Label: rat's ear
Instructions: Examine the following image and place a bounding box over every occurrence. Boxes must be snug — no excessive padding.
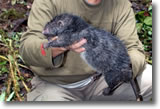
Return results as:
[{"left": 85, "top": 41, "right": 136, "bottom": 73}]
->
[
  {"left": 80, "top": 29, "right": 89, "bottom": 36},
  {"left": 57, "top": 20, "right": 64, "bottom": 27}
]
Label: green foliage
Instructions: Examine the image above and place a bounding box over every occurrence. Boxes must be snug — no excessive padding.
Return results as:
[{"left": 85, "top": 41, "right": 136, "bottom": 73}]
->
[
  {"left": 0, "top": 92, "right": 6, "bottom": 101},
  {"left": 0, "top": 61, "right": 8, "bottom": 76},
  {"left": 11, "top": 0, "right": 17, "bottom": 5},
  {"left": 0, "top": 31, "right": 29, "bottom": 101},
  {"left": 0, "top": 91, "right": 15, "bottom": 101},
  {"left": 0, "top": 8, "right": 25, "bottom": 20},
  {"left": 11, "top": 0, "right": 27, "bottom": 5},
  {"left": 0, "top": 0, "right": 32, "bottom": 101},
  {"left": 6, "top": 92, "right": 15, "bottom": 101},
  {"left": 0, "top": 29, "right": 21, "bottom": 48},
  {"left": 136, "top": 5, "right": 152, "bottom": 64}
]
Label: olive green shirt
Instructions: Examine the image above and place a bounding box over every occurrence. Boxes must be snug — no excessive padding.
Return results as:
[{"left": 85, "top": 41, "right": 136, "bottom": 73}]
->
[{"left": 20, "top": 0, "right": 146, "bottom": 85}]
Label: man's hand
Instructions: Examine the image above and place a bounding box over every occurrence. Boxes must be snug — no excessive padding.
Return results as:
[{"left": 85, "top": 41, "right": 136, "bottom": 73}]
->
[{"left": 51, "top": 37, "right": 87, "bottom": 58}]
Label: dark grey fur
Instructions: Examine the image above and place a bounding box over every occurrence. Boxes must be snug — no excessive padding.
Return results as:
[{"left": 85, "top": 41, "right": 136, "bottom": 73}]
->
[{"left": 43, "top": 13, "right": 141, "bottom": 99}]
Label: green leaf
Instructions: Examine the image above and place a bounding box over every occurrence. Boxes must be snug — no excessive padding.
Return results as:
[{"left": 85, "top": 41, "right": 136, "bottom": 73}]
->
[
  {"left": 144, "top": 17, "right": 152, "bottom": 26},
  {"left": 148, "top": 37, "right": 152, "bottom": 41},
  {"left": 148, "top": 5, "right": 152, "bottom": 11},
  {"left": 0, "top": 61, "right": 7, "bottom": 65},
  {"left": 0, "top": 63, "right": 8, "bottom": 75},
  {"left": 148, "top": 31, "right": 152, "bottom": 36},
  {"left": 136, "top": 11, "right": 145, "bottom": 23},
  {"left": 149, "top": 5, "right": 152, "bottom": 16},
  {"left": 1, "top": 66, "right": 8, "bottom": 73},
  {"left": 0, "top": 34, "right": 2, "bottom": 41},
  {"left": 11, "top": 0, "right": 17, "bottom": 5},
  {"left": 0, "top": 92, "right": 6, "bottom": 101},
  {"left": 149, "top": 11, "right": 152, "bottom": 16},
  {"left": 8, "top": 55, "right": 14, "bottom": 63},
  {"left": 136, "top": 23, "right": 143, "bottom": 33},
  {"left": 6, "top": 92, "right": 15, "bottom": 101}
]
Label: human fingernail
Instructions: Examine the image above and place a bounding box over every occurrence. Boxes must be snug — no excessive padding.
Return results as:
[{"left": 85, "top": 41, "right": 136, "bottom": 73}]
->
[
  {"left": 82, "top": 48, "right": 86, "bottom": 51},
  {"left": 83, "top": 39, "right": 87, "bottom": 43}
]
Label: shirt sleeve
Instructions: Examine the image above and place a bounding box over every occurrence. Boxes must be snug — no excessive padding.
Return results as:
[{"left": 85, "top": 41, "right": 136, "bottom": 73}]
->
[
  {"left": 113, "top": 0, "right": 146, "bottom": 77},
  {"left": 19, "top": 0, "right": 64, "bottom": 68}
]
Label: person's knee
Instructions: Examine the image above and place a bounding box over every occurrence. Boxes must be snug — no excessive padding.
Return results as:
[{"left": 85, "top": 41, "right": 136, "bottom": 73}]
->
[
  {"left": 34, "top": 84, "right": 79, "bottom": 101},
  {"left": 39, "top": 89, "right": 68, "bottom": 101},
  {"left": 140, "top": 64, "right": 152, "bottom": 88},
  {"left": 137, "top": 64, "right": 152, "bottom": 101}
]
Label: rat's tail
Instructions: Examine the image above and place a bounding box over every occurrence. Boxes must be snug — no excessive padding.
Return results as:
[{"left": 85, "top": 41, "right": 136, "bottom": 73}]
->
[{"left": 130, "top": 78, "right": 143, "bottom": 101}]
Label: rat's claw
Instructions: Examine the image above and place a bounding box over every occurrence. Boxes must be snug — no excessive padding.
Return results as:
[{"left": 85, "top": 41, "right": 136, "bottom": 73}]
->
[{"left": 43, "top": 43, "right": 49, "bottom": 49}]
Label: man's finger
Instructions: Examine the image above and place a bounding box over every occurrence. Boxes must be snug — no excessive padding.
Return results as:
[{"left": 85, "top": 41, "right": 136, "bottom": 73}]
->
[
  {"left": 59, "top": 47, "right": 68, "bottom": 51},
  {"left": 51, "top": 36, "right": 58, "bottom": 41},
  {"left": 71, "top": 39, "right": 87, "bottom": 49},
  {"left": 74, "top": 48, "right": 86, "bottom": 53}
]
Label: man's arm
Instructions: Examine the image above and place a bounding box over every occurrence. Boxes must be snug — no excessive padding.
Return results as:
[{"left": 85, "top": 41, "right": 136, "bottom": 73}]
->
[
  {"left": 20, "top": 0, "right": 63, "bottom": 68},
  {"left": 113, "top": 0, "right": 146, "bottom": 77},
  {"left": 20, "top": 0, "right": 86, "bottom": 68}
]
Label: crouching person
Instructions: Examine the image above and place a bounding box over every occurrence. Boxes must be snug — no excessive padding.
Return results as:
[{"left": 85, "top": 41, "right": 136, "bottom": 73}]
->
[{"left": 20, "top": 0, "right": 152, "bottom": 101}]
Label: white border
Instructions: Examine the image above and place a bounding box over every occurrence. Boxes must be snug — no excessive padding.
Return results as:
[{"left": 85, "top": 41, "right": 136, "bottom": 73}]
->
[{"left": 0, "top": 0, "right": 158, "bottom": 109}]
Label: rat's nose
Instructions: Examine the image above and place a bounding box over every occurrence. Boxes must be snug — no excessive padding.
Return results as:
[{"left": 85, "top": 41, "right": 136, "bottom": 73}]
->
[{"left": 42, "top": 28, "right": 49, "bottom": 34}]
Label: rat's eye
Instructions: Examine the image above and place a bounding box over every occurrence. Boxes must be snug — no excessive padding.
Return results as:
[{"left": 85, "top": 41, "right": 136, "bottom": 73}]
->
[{"left": 57, "top": 20, "right": 64, "bottom": 27}]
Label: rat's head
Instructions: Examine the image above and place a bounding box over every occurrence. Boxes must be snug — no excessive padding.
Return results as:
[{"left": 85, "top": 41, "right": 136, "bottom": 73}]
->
[{"left": 42, "top": 13, "right": 89, "bottom": 39}]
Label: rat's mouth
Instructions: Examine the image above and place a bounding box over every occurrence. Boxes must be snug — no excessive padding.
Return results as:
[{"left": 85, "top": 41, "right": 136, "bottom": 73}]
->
[
  {"left": 42, "top": 28, "right": 49, "bottom": 34},
  {"left": 42, "top": 32, "right": 57, "bottom": 40}
]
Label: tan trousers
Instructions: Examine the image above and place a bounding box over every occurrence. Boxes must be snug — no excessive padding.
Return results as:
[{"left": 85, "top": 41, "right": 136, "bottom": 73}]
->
[{"left": 27, "top": 64, "right": 152, "bottom": 101}]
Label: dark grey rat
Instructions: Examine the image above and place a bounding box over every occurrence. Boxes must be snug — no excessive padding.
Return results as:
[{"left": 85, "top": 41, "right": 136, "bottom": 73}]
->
[{"left": 42, "top": 13, "right": 142, "bottom": 101}]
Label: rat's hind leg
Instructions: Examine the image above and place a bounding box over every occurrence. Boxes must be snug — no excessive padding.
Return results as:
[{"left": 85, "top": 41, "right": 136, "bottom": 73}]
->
[
  {"left": 103, "top": 81, "right": 123, "bottom": 96},
  {"left": 102, "top": 75, "right": 116, "bottom": 95},
  {"left": 103, "top": 87, "right": 112, "bottom": 95},
  {"left": 102, "top": 72, "right": 124, "bottom": 96}
]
